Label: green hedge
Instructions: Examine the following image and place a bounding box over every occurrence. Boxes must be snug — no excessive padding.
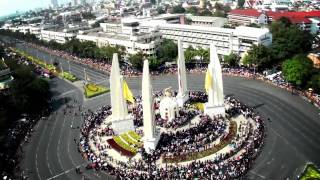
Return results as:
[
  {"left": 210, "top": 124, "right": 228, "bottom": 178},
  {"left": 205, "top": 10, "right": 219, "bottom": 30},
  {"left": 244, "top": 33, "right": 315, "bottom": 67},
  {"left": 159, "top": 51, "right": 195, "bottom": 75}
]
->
[
  {"left": 128, "top": 131, "right": 142, "bottom": 141},
  {"left": 60, "top": 72, "right": 77, "bottom": 82},
  {"left": 300, "top": 164, "right": 320, "bottom": 180},
  {"left": 121, "top": 133, "right": 142, "bottom": 147},
  {"left": 83, "top": 83, "right": 109, "bottom": 98},
  {"left": 113, "top": 136, "right": 137, "bottom": 154},
  {"left": 11, "top": 48, "right": 57, "bottom": 73}
]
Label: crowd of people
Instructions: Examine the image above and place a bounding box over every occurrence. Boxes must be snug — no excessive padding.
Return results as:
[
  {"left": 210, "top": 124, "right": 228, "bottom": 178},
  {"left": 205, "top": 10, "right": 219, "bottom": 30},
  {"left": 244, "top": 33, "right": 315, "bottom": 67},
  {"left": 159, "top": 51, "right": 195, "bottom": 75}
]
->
[
  {"left": 223, "top": 67, "right": 320, "bottom": 108},
  {"left": 78, "top": 91, "right": 265, "bottom": 179}
]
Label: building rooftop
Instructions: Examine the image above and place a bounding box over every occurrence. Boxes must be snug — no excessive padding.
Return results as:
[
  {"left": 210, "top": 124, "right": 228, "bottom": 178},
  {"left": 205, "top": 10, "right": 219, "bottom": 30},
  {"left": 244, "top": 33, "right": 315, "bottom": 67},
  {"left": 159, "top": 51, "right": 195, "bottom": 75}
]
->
[
  {"left": 159, "top": 23, "right": 235, "bottom": 34},
  {"left": 229, "top": 9, "right": 320, "bottom": 24},
  {"left": 234, "top": 26, "right": 270, "bottom": 38}
]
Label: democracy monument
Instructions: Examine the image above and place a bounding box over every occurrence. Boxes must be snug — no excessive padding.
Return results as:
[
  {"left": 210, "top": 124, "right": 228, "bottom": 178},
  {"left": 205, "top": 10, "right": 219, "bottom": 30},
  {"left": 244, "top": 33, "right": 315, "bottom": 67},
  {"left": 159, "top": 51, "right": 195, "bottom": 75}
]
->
[{"left": 79, "top": 39, "right": 265, "bottom": 179}]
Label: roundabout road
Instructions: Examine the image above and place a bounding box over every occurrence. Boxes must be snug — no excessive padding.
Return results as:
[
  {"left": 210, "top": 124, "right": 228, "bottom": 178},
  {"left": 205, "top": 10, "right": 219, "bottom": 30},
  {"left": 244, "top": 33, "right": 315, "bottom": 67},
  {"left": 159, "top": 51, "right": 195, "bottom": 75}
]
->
[{"left": 10, "top": 41, "right": 319, "bottom": 180}]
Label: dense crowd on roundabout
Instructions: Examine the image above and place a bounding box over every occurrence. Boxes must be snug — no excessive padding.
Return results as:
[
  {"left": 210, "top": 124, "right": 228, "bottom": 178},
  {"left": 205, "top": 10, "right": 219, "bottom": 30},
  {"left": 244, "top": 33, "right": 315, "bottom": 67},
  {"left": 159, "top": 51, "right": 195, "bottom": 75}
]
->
[{"left": 79, "top": 91, "right": 265, "bottom": 179}]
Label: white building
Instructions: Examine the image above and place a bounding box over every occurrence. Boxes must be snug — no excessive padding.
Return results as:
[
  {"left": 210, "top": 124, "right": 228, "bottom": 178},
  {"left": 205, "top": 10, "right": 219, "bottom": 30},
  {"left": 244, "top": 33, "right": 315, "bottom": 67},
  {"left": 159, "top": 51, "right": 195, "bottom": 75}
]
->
[
  {"left": 40, "top": 30, "right": 76, "bottom": 43},
  {"left": 77, "top": 21, "right": 163, "bottom": 56},
  {"left": 51, "top": 0, "right": 59, "bottom": 8},
  {"left": 141, "top": 22, "right": 272, "bottom": 55},
  {"left": 186, "top": 15, "right": 228, "bottom": 27}
]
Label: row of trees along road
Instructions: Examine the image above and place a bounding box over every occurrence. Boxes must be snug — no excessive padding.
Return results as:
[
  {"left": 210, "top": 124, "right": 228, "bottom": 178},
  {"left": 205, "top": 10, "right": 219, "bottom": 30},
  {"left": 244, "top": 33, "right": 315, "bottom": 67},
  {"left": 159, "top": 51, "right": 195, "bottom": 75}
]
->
[
  {"left": 238, "top": 17, "right": 319, "bottom": 93},
  {"left": 0, "top": 46, "right": 52, "bottom": 129},
  {"left": 0, "top": 30, "right": 125, "bottom": 63}
]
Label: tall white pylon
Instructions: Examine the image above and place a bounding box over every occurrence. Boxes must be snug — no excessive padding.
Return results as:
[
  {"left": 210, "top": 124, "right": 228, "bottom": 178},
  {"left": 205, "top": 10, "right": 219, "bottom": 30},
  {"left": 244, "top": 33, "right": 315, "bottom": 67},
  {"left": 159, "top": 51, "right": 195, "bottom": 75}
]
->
[
  {"left": 142, "top": 59, "right": 159, "bottom": 153},
  {"left": 109, "top": 53, "right": 134, "bottom": 134},
  {"left": 176, "top": 39, "right": 189, "bottom": 107},
  {"left": 204, "top": 44, "right": 225, "bottom": 117}
]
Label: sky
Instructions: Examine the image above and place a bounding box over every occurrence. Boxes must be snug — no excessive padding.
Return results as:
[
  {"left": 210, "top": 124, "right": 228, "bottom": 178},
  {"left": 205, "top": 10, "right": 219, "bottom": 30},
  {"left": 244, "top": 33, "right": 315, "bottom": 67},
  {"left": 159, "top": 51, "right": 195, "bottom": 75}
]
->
[{"left": 0, "top": 0, "right": 71, "bottom": 17}]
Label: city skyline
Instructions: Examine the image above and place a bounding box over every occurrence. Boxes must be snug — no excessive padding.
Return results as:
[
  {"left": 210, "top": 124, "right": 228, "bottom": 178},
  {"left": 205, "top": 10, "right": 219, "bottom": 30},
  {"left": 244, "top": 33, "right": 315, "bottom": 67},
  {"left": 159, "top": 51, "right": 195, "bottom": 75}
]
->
[{"left": 0, "top": 0, "right": 71, "bottom": 17}]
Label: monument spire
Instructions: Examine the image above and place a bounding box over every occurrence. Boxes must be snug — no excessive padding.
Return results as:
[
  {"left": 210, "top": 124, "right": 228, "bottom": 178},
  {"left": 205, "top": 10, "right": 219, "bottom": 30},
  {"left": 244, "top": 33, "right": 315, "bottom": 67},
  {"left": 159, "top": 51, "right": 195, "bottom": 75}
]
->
[
  {"left": 204, "top": 44, "right": 225, "bottom": 117},
  {"left": 176, "top": 39, "right": 189, "bottom": 107},
  {"left": 142, "top": 59, "right": 159, "bottom": 153},
  {"left": 109, "top": 53, "right": 134, "bottom": 134},
  {"left": 110, "top": 53, "right": 128, "bottom": 120}
]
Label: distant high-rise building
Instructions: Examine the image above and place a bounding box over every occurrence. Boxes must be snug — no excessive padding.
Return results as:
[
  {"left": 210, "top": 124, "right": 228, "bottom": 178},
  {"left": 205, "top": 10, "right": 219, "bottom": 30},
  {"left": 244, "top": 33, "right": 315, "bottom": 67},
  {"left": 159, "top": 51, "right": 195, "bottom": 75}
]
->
[
  {"left": 81, "top": 0, "right": 86, "bottom": 5},
  {"left": 73, "top": 0, "right": 79, "bottom": 6},
  {"left": 51, "top": 0, "right": 59, "bottom": 8},
  {"left": 141, "top": 0, "right": 150, "bottom": 4},
  {"left": 199, "top": 0, "right": 206, "bottom": 9}
]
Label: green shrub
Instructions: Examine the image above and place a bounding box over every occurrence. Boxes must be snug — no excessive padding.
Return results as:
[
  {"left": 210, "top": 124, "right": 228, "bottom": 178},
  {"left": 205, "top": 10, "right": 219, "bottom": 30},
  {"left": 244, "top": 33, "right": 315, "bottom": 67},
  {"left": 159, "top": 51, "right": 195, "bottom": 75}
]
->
[{"left": 83, "top": 83, "right": 109, "bottom": 98}]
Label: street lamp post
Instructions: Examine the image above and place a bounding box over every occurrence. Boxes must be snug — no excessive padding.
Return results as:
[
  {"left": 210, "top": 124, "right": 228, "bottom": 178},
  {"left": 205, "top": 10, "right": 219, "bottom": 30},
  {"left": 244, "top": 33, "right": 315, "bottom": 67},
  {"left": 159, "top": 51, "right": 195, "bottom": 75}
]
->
[{"left": 68, "top": 60, "right": 71, "bottom": 73}]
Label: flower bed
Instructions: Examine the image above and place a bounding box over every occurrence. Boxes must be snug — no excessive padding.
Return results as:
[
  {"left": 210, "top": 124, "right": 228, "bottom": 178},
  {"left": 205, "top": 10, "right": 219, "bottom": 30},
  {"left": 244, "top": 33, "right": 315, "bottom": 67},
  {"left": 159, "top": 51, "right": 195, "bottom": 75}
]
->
[
  {"left": 113, "top": 136, "right": 137, "bottom": 154},
  {"left": 163, "top": 121, "right": 237, "bottom": 163},
  {"left": 299, "top": 164, "right": 320, "bottom": 180},
  {"left": 120, "top": 133, "right": 142, "bottom": 147},
  {"left": 106, "top": 138, "right": 135, "bottom": 157},
  {"left": 128, "top": 131, "right": 142, "bottom": 141},
  {"left": 60, "top": 72, "right": 77, "bottom": 82},
  {"left": 83, "top": 83, "right": 109, "bottom": 98}
]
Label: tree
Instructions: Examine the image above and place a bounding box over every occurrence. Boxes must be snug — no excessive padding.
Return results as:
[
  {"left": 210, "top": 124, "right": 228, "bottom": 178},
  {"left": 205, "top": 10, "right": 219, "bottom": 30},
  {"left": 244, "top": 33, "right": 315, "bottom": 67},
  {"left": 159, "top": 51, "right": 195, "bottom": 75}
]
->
[
  {"left": 269, "top": 17, "right": 313, "bottom": 62},
  {"left": 237, "top": 0, "right": 245, "bottom": 8},
  {"left": 157, "top": 39, "right": 178, "bottom": 62},
  {"left": 199, "top": 9, "right": 212, "bottom": 16},
  {"left": 224, "top": 52, "right": 239, "bottom": 67},
  {"left": 308, "top": 73, "right": 320, "bottom": 93},
  {"left": 157, "top": 7, "right": 165, "bottom": 14},
  {"left": 243, "top": 44, "right": 272, "bottom": 69},
  {"left": 129, "top": 52, "right": 144, "bottom": 71},
  {"left": 197, "top": 47, "right": 209, "bottom": 63},
  {"left": 184, "top": 46, "right": 196, "bottom": 63},
  {"left": 148, "top": 56, "right": 163, "bottom": 71},
  {"left": 172, "top": 5, "right": 185, "bottom": 13},
  {"left": 282, "top": 55, "right": 313, "bottom": 86},
  {"left": 186, "top": 6, "right": 198, "bottom": 15}
]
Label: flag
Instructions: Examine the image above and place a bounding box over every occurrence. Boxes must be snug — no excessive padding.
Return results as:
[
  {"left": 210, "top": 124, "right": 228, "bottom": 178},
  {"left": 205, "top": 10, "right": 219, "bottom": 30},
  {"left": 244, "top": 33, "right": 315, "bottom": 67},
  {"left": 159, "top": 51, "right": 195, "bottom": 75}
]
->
[
  {"left": 205, "top": 69, "right": 212, "bottom": 93},
  {"left": 123, "top": 80, "right": 135, "bottom": 103}
]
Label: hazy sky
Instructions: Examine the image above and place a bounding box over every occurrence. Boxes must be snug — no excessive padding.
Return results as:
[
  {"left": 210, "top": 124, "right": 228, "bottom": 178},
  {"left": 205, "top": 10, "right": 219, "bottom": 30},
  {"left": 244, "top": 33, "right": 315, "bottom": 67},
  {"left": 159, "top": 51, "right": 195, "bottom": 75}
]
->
[{"left": 0, "top": 0, "right": 71, "bottom": 17}]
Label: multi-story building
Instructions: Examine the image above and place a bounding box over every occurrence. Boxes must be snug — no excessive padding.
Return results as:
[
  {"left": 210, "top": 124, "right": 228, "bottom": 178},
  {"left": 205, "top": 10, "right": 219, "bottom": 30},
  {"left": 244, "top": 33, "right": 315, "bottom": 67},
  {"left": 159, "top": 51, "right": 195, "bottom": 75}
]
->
[
  {"left": 228, "top": 9, "right": 320, "bottom": 33},
  {"left": 40, "top": 30, "right": 76, "bottom": 43},
  {"left": 77, "top": 20, "right": 163, "bottom": 56},
  {"left": 141, "top": 21, "right": 272, "bottom": 55},
  {"left": 51, "top": 0, "right": 59, "bottom": 9},
  {"left": 186, "top": 15, "right": 228, "bottom": 27},
  {"left": 228, "top": 9, "right": 269, "bottom": 25}
]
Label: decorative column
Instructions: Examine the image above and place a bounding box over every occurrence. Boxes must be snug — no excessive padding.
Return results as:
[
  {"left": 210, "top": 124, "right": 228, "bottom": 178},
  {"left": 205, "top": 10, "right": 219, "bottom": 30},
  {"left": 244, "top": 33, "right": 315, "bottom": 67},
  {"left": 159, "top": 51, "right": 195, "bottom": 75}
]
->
[
  {"left": 109, "top": 53, "right": 134, "bottom": 134},
  {"left": 142, "top": 59, "right": 159, "bottom": 153},
  {"left": 176, "top": 39, "right": 189, "bottom": 107},
  {"left": 204, "top": 44, "right": 225, "bottom": 117}
]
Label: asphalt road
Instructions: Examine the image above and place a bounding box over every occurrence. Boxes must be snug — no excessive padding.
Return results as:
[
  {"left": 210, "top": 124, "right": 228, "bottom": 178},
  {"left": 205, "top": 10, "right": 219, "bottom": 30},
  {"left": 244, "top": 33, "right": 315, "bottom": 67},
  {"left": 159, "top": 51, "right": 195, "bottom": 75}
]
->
[{"left": 8, "top": 40, "right": 320, "bottom": 180}]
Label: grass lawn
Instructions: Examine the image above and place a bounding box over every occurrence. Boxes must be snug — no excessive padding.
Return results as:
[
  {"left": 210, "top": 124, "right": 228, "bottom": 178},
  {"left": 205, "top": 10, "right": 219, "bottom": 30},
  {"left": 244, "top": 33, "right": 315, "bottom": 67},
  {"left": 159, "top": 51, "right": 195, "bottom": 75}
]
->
[
  {"left": 300, "top": 164, "right": 320, "bottom": 180},
  {"left": 60, "top": 72, "right": 77, "bottom": 82},
  {"left": 84, "top": 83, "right": 109, "bottom": 98}
]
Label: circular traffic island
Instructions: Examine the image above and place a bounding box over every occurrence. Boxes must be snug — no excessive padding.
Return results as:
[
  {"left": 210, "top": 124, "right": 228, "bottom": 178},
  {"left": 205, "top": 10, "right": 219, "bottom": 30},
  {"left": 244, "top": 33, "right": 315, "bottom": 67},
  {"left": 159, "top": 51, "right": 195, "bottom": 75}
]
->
[{"left": 79, "top": 91, "right": 265, "bottom": 179}]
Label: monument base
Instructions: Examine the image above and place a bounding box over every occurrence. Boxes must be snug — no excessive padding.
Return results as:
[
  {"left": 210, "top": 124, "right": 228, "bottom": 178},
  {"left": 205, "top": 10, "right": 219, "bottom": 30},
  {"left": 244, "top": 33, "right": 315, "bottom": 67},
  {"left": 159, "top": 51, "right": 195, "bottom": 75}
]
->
[
  {"left": 204, "top": 103, "right": 225, "bottom": 118},
  {"left": 111, "top": 115, "right": 134, "bottom": 135},
  {"left": 143, "top": 129, "right": 160, "bottom": 154},
  {"left": 176, "top": 93, "right": 189, "bottom": 107}
]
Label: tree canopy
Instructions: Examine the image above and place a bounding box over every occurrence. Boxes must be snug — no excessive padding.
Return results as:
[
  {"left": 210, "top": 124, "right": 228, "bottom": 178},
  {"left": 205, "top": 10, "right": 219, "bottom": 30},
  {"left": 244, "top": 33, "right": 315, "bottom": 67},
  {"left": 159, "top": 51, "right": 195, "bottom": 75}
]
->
[
  {"left": 128, "top": 52, "right": 144, "bottom": 71},
  {"left": 156, "top": 39, "right": 178, "bottom": 62},
  {"left": 269, "top": 17, "right": 313, "bottom": 61},
  {"left": 172, "top": 5, "right": 185, "bottom": 13},
  {"left": 282, "top": 54, "right": 313, "bottom": 86},
  {"left": 242, "top": 44, "right": 272, "bottom": 69},
  {"left": 223, "top": 52, "right": 239, "bottom": 67}
]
